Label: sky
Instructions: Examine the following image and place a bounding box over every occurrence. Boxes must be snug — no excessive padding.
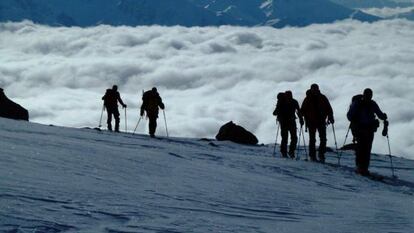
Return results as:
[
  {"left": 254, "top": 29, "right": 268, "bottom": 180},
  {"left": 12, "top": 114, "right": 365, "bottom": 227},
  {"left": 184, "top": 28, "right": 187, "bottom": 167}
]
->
[{"left": 1, "top": 19, "right": 414, "bottom": 159}]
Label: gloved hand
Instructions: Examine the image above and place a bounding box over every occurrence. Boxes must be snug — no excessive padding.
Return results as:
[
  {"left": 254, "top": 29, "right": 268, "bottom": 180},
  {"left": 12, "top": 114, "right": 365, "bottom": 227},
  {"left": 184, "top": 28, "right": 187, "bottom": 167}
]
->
[
  {"left": 382, "top": 120, "right": 389, "bottom": 137},
  {"left": 123, "top": 104, "right": 127, "bottom": 108},
  {"left": 383, "top": 113, "right": 388, "bottom": 120},
  {"left": 299, "top": 117, "right": 304, "bottom": 126},
  {"left": 140, "top": 109, "right": 144, "bottom": 117},
  {"left": 327, "top": 116, "right": 335, "bottom": 125}
]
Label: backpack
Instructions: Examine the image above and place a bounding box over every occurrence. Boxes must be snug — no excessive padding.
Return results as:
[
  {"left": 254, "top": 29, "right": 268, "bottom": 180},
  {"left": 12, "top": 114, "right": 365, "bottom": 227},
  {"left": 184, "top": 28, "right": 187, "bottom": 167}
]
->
[{"left": 347, "top": 95, "right": 379, "bottom": 132}]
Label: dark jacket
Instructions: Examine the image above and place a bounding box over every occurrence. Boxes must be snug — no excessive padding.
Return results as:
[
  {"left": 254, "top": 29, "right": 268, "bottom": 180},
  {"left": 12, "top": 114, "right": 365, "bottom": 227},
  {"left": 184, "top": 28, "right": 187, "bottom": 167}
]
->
[
  {"left": 141, "top": 90, "right": 164, "bottom": 117},
  {"left": 102, "top": 89, "right": 125, "bottom": 109},
  {"left": 301, "top": 91, "right": 333, "bottom": 127},
  {"left": 347, "top": 99, "right": 386, "bottom": 131},
  {"left": 273, "top": 98, "right": 302, "bottom": 124}
]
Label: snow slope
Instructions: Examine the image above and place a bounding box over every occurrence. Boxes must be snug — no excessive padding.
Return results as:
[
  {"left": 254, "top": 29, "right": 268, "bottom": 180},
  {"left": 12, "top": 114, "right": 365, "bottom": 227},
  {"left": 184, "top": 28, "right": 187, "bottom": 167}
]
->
[
  {"left": 0, "top": 117, "right": 413, "bottom": 232},
  {"left": 0, "top": 0, "right": 379, "bottom": 27}
]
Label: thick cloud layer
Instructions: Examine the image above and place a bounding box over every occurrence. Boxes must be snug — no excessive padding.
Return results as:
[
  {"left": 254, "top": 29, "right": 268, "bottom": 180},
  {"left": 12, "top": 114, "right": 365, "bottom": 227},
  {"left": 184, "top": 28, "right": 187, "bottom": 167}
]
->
[
  {"left": 1, "top": 20, "right": 414, "bottom": 159},
  {"left": 361, "top": 6, "right": 414, "bottom": 18}
]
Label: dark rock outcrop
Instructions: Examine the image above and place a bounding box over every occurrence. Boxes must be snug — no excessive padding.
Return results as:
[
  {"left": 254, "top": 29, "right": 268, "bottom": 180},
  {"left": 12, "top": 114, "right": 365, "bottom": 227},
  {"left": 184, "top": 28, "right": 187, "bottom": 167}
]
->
[
  {"left": 216, "top": 121, "right": 258, "bottom": 145},
  {"left": 0, "top": 88, "right": 29, "bottom": 121}
]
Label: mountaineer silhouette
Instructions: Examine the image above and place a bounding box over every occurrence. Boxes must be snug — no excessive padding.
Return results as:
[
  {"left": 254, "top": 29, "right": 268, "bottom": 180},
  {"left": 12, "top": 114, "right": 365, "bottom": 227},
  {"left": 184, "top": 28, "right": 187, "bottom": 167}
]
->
[
  {"left": 273, "top": 91, "right": 303, "bottom": 158},
  {"left": 140, "top": 87, "right": 165, "bottom": 138},
  {"left": 347, "top": 88, "right": 387, "bottom": 176},
  {"left": 301, "top": 84, "right": 334, "bottom": 163},
  {"left": 102, "top": 85, "right": 127, "bottom": 132}
]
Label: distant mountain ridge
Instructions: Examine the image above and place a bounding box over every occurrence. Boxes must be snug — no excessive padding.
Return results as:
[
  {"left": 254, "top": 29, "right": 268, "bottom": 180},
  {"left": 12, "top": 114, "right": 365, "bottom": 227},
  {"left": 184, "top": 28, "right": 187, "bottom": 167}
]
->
[{"left": 0, "top": 0, "right": 380, "bottom": 27}]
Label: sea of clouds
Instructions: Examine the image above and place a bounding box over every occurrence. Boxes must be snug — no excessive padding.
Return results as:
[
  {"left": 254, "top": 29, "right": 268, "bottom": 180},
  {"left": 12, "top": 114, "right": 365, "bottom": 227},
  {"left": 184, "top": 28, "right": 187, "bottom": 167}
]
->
[
  {"left": 1, "top": 20, "right": 414, "bottom": 159},
  {"left": 361, "top": 6, "right": 414, "bottom": 18}
]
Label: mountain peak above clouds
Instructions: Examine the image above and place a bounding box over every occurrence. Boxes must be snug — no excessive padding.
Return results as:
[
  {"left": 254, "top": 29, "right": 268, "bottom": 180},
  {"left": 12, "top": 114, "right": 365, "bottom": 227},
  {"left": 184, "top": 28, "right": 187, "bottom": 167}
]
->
[
  {"left": 0, "top": 0, "right": 380, "bottom": 27},
  {"left": 189, "top": 0, "right": 380, "bottom": 27}
]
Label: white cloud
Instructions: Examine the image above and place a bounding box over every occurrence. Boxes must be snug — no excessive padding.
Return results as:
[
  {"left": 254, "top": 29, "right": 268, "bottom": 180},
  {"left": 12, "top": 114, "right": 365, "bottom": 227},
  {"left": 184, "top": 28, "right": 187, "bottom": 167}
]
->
[
  {"left": 1, "top": 20, "right": 414, "bottom": 159},
  {"left": 360, "top": 6, "right": 414, "bottom": 18}
]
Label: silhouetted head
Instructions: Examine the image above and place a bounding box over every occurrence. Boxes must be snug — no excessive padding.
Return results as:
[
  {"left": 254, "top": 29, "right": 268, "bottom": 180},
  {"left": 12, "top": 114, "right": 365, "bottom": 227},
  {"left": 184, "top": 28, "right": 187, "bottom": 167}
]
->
[
  {"left": 285, "top": 90, "right": 293, "bottom": 100},
  {"left": 310, "top": 83, "right": 319, "bottom": 91},
  {"left": 112, "top": 85, "right": 118, "bottom": 91},
  {"left": 363, "top": 88, "right": 373, "bottom": 101},
  {"left": 152, "top": 87, "right": 158, "bottom": 93},
  {"left": 310, "top": 83, "right": 320, "bottom": 95},
  {"left": 277, "top": 92, "right": 285, "bottom": 101}
]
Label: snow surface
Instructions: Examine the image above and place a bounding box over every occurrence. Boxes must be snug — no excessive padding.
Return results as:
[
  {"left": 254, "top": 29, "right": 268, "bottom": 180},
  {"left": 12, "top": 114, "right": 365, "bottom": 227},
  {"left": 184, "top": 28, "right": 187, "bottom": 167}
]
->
[
  {"left": 1, "top": 20, "right": 414, "bottom": 159},
  {"left": 0, "top": 118, "right": 413, "bottom": 232}
]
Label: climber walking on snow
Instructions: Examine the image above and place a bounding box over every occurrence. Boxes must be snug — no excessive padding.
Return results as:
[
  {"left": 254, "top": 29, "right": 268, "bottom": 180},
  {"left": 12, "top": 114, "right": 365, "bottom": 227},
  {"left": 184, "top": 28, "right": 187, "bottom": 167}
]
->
[
  {"left": 102, "top": 85, "right": 127, "bottom": 132},
  {"left": 301, "top": 84, "right": 334, "bottom": 163},
  {"left": 273, "top": 91, "right": 304, "bottom": 158},
  {"left": 347, "top": 88, "right": 387, "bottom": 176},
  {"left": 141, "top": 87, "right": 165, "bottom": 138}
]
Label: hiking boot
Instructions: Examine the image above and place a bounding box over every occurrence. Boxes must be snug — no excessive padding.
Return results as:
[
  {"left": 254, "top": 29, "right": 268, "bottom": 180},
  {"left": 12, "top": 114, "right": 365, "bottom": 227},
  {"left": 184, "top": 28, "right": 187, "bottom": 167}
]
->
[
  {"left": 355, "top": 167, "right": 370, "bottom": 176},
  {"left": 288, "top": 152, "right": 295, "bottom": 159},
  {"left": 318, "top": 157, "right": 325, "bottom": 164},
  {"left": 309, "top": 156, "right": 317, "bottom": 162},
  {"left": 150, "top": 134, "right": 155, "bottom": 138}
]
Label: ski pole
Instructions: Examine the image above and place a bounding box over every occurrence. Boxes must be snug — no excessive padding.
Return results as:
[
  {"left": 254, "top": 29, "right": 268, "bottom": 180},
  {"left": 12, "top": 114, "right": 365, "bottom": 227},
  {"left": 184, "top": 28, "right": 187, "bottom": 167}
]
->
[
  {"left": 338, "top": 125, "right": 351, "bottom": 165},
  {"left": 163, "top": 110, "right": 169, "bottom": 138},
  {"left": 272, "top": 119, "right": 280, "bottom": 157},
  {"left": 98, "top": 104, "right": 105, "bottom": 128},
  {"left": 382, "top": 119, "right": 395, "bottom": 177},
  {"left": 296, "top": 126, "right": 302, "bottom": 160},
  {"left": 302, "top": 127, "right": 308, "bottom": 161},
  {"left": 124, "top": 107, "right": 128, "bottom": 132},
  {"left": 133, "top": 116, "right": 143, "bottom": 135},
  {"left": 332, "top": 124, "right": 340, "bottom": 162},
  {"left": 386, "top": 133, "right": 395, "bottom": 178}
]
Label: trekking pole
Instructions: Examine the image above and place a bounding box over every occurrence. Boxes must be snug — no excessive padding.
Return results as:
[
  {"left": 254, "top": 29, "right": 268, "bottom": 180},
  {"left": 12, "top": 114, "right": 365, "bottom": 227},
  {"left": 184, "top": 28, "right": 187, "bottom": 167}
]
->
[
  {"left": 272, "top": 119, "right": 280, "bottom": 157},
  {"left": 98, "top": 104, "right": 105, "bottom": 128},
  {"left": 301, "top": 127, "right": 308, "bottom": 161},
  {"left": 124, "top": 107, "right": 128, "bottom": 132},
  {"left": 383, "top": 120, "right": 395, "bottom": 177},
  {"left": 133, "top": 116, "right": 143, "bottom": 135},
  {"left": 338, "top": 125, "right": 351, "bottom": 165},
  {"left": 386, "top": 135, "right": 395, "bottom": 178},
  {"left": 331, "top": 124, "right": 340, "bottom": 162},
  {"left": 163, "top": 110, "right": 169, "bottom": 138},
  {"left": 296, "top": 126, "right": 302, "bottom": 160}
]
